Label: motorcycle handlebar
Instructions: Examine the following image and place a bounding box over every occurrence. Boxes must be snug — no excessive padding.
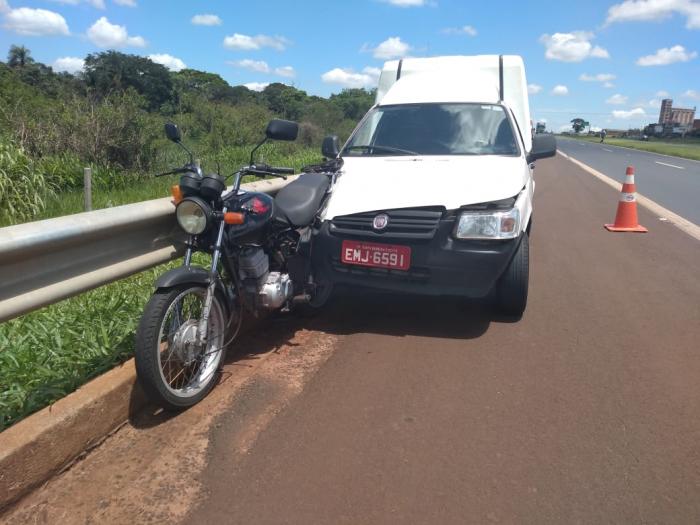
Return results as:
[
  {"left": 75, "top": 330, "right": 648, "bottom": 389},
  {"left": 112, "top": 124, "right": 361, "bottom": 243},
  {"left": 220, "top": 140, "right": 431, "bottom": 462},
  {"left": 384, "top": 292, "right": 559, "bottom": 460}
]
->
[{"left": 253, "top": 164, "right": 294, "bottom": 175}]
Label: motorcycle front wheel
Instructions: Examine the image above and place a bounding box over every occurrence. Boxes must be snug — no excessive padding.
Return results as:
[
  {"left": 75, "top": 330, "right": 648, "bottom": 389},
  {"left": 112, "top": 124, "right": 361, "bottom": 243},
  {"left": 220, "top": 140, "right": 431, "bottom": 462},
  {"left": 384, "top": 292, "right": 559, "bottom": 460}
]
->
[{"left": 135, "top": 284, "right": 229, "bottom": 410}]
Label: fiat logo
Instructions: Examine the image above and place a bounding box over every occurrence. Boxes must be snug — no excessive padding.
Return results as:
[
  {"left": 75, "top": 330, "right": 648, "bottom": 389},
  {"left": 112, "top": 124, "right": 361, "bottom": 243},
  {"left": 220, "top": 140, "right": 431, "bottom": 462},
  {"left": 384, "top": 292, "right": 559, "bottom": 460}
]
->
[{"left": 373, "top": 213, "right": 389, "bottom": 230}]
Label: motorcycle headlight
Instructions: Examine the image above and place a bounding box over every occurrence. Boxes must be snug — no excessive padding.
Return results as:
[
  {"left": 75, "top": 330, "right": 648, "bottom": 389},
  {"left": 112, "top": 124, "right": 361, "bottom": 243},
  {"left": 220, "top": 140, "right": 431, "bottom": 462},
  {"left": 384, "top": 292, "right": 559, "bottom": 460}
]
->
[
  {"left": 176, "top": 197, "right": 211, "bottom": 235},
  {"left": 454, "top": 207, "right": 520, "bottom": 240}
]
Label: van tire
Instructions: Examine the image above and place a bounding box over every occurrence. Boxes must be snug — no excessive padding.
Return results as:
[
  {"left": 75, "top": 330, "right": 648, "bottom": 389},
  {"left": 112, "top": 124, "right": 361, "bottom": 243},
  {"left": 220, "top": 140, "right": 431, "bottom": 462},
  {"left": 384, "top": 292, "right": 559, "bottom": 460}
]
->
[{"left": 496, "top": 233, "right": 529, "bottom": 318}]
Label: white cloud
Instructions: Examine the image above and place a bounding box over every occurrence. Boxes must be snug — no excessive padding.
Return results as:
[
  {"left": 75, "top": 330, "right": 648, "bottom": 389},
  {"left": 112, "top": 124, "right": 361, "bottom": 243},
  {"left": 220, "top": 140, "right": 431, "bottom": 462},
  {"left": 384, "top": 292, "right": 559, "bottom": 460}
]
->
[
  {"left": 148, "top": 53, "right": 186, "bottom": 71},
  {"left": 114, "top": 0, "right": 136, "bottom": 6},
  {"left": 321, "top": 66, "right": 381, "bottom": 89},
  {"left": 540, "top": 31, "right": 609, "bottom": 62},
  {"left": 603, "top": 81, "right": 615, "bottom": 88},
  {"left": 87, "top": 16, "right": 146, "bottom": 48},
  {"left": 612, "top": 107, "right": 646, "bottom": 119},
  {"left": 3, "top": 5, "right": 69, "bottom": 36},
  {"left": 648, "top": 98, "right": 661, "bottom": 107},
  {"left": 527, "top": 83, "right": 542, "bottom": 94},
  {"left": 443, "top": 25, "right": 477, "bottom": 36},
  {"left": 53, "top": 56, "right": 84, "bottom": 73},
  {"left": 683, "top": 89, "right": 700, "bottom": 99},
  {"left": 191, "top": 14, "right": 221, "bottom": 26},
  {"left": 579, "top": 72, "right": 616, "bottom": 82},
  {"left": 606, "top": 0, "right": 700, "bottom": 30},
  {"left": 244, "top": 82, "right": 269, "bottom": 92},
  {"left": 606, "top": 93, "right": 628, "bottom": 104},
  {"left": 551, "top": 84, "right": 569, "bottom": 96},
  {"left": 231, "top": 59, "right": 271, "bottom": 73},
  {"left": 656, "top": 90, "right": 670, "bottom": 97},
  {"left": 636, "top": 45, "right": 697, "bottom": 65},
  {"left": 223, "top": 33, "right": 289, "bottom": 51},
  {"left": 381, "top": 0, "right": 429, "bottom": 6},
  {"left": 229, "top": 60, "right": 296, "bottom": 78},
  {"left": 371, "top": 36, "right": 411, "bottom": 59},
  {"left": 274, "top": 65, "right": 295, "bottom": 78}
]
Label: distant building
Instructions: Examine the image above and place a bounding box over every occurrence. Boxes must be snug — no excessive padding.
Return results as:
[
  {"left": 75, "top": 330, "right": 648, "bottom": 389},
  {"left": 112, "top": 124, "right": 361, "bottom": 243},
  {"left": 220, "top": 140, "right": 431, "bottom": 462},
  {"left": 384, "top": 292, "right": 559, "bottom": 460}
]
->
[
  {"left": 693, "top": 119, "right": 700, "bottom": 130},
  {"left": 659, "top": 99, "right": 673, "bottom": 124},
  {"left": 658, "top": 98, "right": 696, "bottom": 127}
]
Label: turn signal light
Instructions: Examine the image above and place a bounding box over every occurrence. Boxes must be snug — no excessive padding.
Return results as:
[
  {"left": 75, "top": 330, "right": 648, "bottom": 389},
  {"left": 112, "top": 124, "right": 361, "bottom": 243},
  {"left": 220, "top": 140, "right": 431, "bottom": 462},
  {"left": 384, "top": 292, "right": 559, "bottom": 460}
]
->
[
  {"left": 170, "top": 185, "right": 184, "bottom": 204},
  {"left": 224, "top": 212, "right": 245, "bottom": 225}
]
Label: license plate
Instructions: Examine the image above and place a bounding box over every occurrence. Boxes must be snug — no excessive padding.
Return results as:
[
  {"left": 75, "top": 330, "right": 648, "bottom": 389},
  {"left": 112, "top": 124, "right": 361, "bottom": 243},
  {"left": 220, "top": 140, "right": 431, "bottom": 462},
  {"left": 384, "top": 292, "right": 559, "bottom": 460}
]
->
[{"left": 341, "top": 240, "right": 411, "bottom": 271}]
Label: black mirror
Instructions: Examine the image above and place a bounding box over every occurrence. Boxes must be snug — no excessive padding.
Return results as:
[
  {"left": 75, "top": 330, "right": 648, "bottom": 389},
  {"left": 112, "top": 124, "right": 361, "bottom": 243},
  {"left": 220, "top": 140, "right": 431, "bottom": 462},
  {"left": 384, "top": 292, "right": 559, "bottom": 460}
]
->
[
  {"left": 321, "top": 135, "right": 340, "bottom": 158},
  {"left": 265, "top": 119, "right": 299, "bottom": 141},
  {"left": 165, "top": 123, "right": 181, "bottom": 143},
  {"left": 528, "top": 134, "right": 557, "bottom": 162}
]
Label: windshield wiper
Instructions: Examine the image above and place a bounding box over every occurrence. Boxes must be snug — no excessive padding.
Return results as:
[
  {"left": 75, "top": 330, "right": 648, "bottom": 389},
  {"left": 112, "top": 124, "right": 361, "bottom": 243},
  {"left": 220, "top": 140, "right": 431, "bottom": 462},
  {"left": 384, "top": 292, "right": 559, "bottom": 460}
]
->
[{"left": 345, "top": 144, "right": 419, "bottom": 156}]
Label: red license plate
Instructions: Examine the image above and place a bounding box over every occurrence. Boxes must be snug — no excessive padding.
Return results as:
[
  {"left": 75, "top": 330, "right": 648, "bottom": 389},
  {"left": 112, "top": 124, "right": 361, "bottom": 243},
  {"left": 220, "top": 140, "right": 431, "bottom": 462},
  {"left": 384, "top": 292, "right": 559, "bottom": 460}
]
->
[{"left": 341, "top": 240, "right": 411, "bottom": 271}]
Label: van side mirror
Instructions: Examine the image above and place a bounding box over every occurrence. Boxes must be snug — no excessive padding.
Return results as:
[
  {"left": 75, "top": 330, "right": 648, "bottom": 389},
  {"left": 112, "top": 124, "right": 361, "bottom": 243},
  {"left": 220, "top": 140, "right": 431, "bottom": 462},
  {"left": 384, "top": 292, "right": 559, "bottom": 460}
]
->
[
  {"left": 527, "top": 134, "right": 557, "bottom": 162},
  {"left": 322, "top": 135, "right": 340, "bottom": 158},
  {"left": 164, "top": 123, "right": 181, "bottom": 143},
  {"left": 265, "top": 119, "right": 299, "bottom": 141}
]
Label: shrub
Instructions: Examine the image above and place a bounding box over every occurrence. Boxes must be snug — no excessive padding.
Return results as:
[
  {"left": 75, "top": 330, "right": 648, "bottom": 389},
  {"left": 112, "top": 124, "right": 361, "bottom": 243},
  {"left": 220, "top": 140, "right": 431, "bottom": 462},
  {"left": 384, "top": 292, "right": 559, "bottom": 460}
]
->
[{"left": 0, "top": 140, "right": 52, "bottom": 224}]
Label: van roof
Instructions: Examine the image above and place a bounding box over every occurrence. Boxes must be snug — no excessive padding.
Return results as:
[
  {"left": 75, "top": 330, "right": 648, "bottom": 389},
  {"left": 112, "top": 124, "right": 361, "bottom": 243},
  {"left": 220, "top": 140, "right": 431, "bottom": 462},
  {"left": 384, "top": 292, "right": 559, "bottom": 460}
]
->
[{"left": 378, "top": 72, "right": 500, "bottom": 106}]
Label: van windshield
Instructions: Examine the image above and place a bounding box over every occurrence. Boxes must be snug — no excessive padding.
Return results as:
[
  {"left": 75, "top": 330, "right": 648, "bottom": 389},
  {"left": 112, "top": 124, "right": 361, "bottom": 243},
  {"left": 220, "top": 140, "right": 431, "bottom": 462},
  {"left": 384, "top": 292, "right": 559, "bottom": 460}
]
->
[{"left": 343, "top": 103, "right": 520, "bottom": 157}]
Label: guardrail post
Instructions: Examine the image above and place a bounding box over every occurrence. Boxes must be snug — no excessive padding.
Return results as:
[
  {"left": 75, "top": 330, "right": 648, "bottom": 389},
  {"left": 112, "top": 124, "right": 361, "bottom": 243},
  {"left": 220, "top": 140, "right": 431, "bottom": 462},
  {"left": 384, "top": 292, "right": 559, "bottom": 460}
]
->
[{"left": 84, "top": 167, "right": 92, "bottom": 212}]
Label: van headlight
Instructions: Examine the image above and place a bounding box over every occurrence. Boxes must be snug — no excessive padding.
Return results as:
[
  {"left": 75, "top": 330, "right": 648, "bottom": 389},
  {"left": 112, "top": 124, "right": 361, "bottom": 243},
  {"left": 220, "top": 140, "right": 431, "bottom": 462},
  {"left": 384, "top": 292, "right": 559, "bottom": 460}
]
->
[
  {"left": 176, "top": 197, "right": 211, "bottom": 235},
  {"left": 454, "top": 208, "right": 520, "bottom": 240}
]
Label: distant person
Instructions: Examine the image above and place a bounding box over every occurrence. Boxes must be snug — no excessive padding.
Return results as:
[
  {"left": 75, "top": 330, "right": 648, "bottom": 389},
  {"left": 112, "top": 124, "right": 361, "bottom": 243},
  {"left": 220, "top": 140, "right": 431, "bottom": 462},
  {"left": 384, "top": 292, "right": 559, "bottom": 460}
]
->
[{"left": 600, "top": 129, "right": 607, "bottom": 143}]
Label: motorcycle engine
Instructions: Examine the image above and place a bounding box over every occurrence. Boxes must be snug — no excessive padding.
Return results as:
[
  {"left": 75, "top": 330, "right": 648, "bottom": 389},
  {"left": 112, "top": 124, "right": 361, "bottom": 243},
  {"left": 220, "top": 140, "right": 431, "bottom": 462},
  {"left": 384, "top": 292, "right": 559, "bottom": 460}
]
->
[{"left": 238, "top": 247, "right": 293, "bottom": 310}]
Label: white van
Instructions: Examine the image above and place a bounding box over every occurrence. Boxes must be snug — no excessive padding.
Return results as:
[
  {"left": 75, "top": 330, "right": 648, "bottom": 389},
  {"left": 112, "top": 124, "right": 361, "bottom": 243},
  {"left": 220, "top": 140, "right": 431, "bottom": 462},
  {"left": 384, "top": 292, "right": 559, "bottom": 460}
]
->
[{"left": 315, "top": 55, "right": 556, "bottom": 317}]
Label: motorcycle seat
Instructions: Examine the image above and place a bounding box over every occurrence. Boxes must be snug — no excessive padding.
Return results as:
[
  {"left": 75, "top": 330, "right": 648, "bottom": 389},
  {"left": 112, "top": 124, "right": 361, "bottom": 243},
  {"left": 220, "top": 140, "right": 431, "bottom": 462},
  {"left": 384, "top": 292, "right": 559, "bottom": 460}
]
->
[{"left": 274, "top": 173, "right": 330, "bottom": 227}]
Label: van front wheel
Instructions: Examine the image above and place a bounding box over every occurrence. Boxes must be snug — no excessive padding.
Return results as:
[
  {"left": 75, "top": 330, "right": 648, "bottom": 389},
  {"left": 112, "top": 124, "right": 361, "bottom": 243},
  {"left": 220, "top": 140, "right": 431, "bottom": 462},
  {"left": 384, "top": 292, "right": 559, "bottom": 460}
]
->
[{"left": 496, "top": 233, "right": 529, "bottom": 318}]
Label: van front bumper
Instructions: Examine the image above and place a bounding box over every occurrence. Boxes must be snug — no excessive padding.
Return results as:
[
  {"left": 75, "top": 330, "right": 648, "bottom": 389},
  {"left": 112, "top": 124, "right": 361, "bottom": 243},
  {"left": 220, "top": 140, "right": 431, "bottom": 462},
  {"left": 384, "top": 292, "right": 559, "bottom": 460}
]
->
[{"left": 314, "top": 220, "right": 523, "bottom": 298}]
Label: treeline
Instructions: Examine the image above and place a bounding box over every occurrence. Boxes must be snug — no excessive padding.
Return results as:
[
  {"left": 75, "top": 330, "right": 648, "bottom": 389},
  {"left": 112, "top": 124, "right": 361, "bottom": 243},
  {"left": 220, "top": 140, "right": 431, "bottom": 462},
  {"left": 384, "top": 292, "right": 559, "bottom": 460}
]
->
[
  {"left": 0, "top": 45, "right": 374, "bottom": 223},
  {"left": 0, "top": 46, "right": 374, "bottom": 172}
]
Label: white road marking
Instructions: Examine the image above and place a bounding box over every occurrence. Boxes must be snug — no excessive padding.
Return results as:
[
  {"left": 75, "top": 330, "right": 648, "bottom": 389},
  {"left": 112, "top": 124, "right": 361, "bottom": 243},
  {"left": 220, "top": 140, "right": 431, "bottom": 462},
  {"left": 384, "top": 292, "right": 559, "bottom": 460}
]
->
[
  {"left": 655, "top": 161, "right": 685, "bottom": 170},
  {"left": 603, "top": 148, "right": 613, "bottom": 152},
  {"left": 557, "top": 151, "right": 700, "bottom": 242}
]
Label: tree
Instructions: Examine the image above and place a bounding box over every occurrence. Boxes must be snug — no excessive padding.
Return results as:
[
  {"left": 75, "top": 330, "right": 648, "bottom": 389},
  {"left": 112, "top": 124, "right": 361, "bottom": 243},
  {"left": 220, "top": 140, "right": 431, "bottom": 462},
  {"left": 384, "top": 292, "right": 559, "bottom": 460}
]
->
[
  {"left": 329, "top": 88, "right": 375, "bottom": 121},
  {"left": 571, "top": 118, "right": 589, "bottom": 134},
  {"left": 7, "top": 45, "right": 33, "bottom": 68},
  {"left": 83, "top": 51, "right": 174, "bottom": 110},
  {"left": 262, "top": 83, "right": 307, "bottom": 121}
]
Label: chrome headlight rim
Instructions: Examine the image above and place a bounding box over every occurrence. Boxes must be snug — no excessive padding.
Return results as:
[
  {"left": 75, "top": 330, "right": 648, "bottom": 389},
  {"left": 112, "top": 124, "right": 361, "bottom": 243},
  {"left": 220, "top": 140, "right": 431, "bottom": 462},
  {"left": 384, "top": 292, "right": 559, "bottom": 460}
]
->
[
  {"left": 453, "top": 207, "right": 521, "bottom": 240},
  {"left": 176, "top": 197, "right": 212, "bottom": 235}
]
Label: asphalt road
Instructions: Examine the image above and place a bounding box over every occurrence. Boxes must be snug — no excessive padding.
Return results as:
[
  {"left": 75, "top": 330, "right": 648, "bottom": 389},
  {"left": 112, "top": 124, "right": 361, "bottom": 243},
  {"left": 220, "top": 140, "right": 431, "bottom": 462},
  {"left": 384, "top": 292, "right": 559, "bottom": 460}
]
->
[
  {"left": 3, "top": 155, "right": 700, "bottom": 524},
  {"left": 557, "top": 137, "right": 700, "bottom": 224}
]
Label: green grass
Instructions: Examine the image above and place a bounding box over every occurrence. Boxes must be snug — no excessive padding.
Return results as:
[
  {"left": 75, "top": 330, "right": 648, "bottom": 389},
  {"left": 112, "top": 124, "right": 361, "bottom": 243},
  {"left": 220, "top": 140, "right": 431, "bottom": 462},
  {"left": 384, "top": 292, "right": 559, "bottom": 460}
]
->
[
  {"left": 2, "top": 145, "right": 322, "bottom": 225},
  {"left": 559, "top": 134, "right": 700, "bottom": 161},
  {"left": 0, "top": 262, "right": 175, "bottom": 430},
  {"left": 0, "top": 144, "right": 322, "bottom": 430}
]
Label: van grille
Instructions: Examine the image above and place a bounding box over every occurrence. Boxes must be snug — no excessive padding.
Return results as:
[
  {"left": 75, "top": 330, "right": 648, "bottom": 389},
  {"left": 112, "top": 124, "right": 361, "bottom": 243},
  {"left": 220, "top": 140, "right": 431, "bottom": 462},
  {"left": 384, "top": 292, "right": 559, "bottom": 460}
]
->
[{"left": 330, "top": 207, "right": 444, "bottom": 240}]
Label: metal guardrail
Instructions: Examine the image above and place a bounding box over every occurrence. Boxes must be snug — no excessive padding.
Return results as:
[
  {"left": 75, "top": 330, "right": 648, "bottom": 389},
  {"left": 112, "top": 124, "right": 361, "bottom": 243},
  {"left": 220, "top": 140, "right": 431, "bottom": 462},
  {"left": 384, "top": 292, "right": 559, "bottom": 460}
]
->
[{"left": 0, "top": 177, "right": 295, "bottom": 323}]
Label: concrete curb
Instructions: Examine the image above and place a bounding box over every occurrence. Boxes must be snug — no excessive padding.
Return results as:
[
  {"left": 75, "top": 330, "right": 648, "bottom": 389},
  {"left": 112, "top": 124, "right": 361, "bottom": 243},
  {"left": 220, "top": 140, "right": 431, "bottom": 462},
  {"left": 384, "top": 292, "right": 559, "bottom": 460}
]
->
[{"left": 0, "top": 358, "right": 145, "bottom": 511}]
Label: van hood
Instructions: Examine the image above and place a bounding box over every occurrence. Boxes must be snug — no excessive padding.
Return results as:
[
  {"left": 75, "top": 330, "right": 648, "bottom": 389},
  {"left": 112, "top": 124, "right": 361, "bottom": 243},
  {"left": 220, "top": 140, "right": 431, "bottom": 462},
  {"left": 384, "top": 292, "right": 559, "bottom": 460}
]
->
[{"left": 323, "top": 155, "right": 528, "bottom": 220}]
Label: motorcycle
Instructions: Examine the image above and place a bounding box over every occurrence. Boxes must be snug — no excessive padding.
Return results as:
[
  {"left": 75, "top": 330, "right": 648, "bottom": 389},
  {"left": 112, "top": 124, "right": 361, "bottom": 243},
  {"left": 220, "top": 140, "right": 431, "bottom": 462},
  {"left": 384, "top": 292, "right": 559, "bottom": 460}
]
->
[{"left": 135, "top": 119, "right": 334, "bottom": 410}]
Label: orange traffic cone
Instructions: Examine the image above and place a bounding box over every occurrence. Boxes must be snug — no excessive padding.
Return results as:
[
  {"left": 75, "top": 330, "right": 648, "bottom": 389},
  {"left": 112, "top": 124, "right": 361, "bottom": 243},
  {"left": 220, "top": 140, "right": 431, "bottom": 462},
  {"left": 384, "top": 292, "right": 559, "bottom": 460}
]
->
[{"left": 605, "top": 166, "right": 648, "bottom": 233}]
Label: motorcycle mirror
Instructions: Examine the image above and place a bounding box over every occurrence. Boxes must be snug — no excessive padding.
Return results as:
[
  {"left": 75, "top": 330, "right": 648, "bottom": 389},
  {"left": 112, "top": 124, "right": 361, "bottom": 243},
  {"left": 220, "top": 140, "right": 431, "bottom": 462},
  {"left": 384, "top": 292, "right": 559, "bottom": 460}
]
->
[
  {"left": 265, "top": 119, "right": 299, "bottom": 141},
  {"left": 165, "top": 123, "right": 182, "bottom": 143},
  {"left": 322, "top": 135, "right": 340, "bottom": 158}
]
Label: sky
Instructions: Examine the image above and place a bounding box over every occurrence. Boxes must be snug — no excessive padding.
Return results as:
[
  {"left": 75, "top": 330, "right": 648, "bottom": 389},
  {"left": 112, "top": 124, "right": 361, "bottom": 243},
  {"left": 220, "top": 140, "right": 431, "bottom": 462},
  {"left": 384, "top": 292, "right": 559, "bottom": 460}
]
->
[{"left": 0, "top": 0, "right": 699, "bottom": 132}]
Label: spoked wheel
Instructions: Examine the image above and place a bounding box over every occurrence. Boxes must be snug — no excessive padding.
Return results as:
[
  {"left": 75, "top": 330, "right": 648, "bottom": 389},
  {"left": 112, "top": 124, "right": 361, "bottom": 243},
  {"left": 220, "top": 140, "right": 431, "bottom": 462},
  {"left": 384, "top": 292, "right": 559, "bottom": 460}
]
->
[{"left": 135, "top": 285, "right": 230, "bottom": 410}]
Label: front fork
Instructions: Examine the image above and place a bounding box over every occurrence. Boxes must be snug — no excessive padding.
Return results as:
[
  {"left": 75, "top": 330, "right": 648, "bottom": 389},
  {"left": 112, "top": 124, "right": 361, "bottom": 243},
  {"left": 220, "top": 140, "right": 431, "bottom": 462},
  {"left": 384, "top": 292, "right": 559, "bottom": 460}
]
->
[{"left": 196, "top": 207, "right": 227, "bottom": 346}]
